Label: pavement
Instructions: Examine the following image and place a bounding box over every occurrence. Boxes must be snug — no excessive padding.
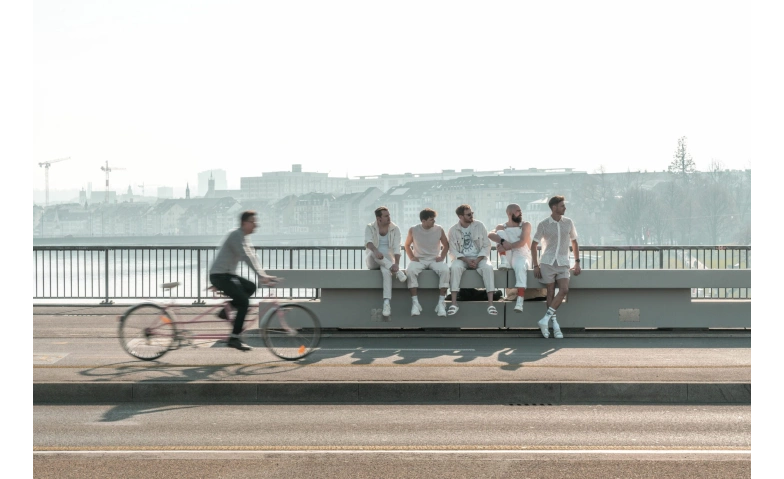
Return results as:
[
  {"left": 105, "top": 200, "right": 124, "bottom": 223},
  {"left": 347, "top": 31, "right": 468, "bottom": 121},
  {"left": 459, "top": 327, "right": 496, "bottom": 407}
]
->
[{"left": 33, "top": 304, "right": 751, "bottom": 405}]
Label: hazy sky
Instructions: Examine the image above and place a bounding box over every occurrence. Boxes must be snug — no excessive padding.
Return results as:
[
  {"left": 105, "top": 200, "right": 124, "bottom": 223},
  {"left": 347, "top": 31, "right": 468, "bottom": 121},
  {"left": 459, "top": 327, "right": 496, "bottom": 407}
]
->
[{"left": 33, "top": 0, "right": 779, "bottom": 194}]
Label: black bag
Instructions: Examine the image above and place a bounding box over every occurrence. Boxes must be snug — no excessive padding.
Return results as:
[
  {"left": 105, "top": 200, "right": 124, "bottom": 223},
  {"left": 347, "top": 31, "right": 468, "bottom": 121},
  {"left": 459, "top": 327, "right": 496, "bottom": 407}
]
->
[{"left": 453, "top": 288, "right": 502, "bottom": 301}]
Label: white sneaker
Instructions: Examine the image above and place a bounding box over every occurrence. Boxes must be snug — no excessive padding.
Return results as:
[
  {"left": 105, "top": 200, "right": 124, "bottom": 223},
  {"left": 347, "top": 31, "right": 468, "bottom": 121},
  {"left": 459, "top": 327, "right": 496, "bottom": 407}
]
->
[
  {"left": 411, "top": 302, "right": 422, "bottom": 316},
  {"left": 537, "top": 314, "right": 551, "bottom": 338},
  {"left": 499, "top": 255, "right": 510, "bottom": 270},
  {"left": 514, "top": 297, "right": 524, "bottom": 313},
  {"left": 435, "top": 302, "right": 447, "bottom": 317},
  {"left": 552, "top": 317, "right": 563, "bottom": 339},
  {"left": 382, "top": 302, "right": 391, "bottom": 317},
  {"left": 396, "top": 270, "right": 407, "bottom": 282}
]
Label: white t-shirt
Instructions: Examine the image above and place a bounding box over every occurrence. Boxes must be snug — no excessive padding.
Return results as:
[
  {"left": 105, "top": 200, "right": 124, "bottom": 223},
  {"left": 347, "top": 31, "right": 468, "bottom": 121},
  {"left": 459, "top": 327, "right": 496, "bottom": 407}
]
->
[
  {"left": 460, "top": 226, "right": 479, "bottom": 257},
  {"left": 377, "top": 232, "right": 390, "bottom": 256}
]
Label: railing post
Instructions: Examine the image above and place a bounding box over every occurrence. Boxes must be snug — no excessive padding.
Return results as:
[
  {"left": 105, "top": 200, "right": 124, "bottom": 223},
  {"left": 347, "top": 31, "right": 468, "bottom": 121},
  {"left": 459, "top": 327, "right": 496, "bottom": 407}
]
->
[
  {"left": 100, "top": 248, "right": 113, "bottom": 304},
  {"left": 193, "top": 249, "right": 205, "bottom": 305}
]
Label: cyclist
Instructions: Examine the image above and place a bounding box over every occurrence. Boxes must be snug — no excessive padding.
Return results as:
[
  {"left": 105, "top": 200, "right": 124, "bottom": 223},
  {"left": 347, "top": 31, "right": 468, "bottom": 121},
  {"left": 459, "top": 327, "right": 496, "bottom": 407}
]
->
[{"left": 210, "top": 210, "right": 278, "bottom": 350}]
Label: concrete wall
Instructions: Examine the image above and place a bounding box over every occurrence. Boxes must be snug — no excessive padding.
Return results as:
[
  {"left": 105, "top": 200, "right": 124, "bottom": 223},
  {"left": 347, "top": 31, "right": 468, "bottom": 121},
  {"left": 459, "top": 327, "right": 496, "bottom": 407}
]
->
[{"left": 264, "top": 269, "right": 751, "bottom": 330}]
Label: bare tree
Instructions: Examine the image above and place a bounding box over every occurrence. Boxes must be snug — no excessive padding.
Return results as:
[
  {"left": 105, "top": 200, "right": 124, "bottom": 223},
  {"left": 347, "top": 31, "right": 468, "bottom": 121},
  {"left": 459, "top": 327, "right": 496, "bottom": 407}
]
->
[{"left": 668, "top": 136, "right": 697, "bottom": 178}]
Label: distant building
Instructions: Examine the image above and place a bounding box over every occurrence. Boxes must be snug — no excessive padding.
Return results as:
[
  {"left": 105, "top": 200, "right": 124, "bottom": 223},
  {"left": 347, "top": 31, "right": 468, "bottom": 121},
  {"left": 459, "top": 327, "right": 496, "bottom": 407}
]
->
[
  {"left": 157, "top": 186, "right": 173, "bottom": 199},
  {"left": 198, "top": 169, "right": 227, "bottom": 197},
  {"left": 240, "top": 164, "right": 349, "bottom": 201}
]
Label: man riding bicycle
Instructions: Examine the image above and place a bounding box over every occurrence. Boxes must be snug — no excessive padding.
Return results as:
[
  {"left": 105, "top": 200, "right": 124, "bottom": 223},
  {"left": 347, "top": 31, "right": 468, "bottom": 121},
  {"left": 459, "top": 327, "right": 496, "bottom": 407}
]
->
[{"left": 210, "top": 210, "right": 278, "bottom": 350}]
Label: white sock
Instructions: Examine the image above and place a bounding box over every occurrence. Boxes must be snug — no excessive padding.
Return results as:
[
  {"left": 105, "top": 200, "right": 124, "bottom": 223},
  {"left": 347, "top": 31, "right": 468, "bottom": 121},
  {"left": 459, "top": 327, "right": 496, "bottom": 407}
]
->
[
  {"left": 546, "top": 307, "right": 555, "bottom": 316},
  {"left": 439, "top": 295, "right": 445, "bottom": 303},
  {"left": 412, "top": 296, "right": 419, "bottom": 304},
  {"left": 384, "top": 299, "right": 390, "bottom": 304}
]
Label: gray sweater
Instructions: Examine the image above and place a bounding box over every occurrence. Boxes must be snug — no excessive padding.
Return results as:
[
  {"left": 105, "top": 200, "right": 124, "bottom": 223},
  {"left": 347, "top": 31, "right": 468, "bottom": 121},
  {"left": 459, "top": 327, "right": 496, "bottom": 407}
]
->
[{"left": 209, "top": 228, "right": 266, "bottom": 276}]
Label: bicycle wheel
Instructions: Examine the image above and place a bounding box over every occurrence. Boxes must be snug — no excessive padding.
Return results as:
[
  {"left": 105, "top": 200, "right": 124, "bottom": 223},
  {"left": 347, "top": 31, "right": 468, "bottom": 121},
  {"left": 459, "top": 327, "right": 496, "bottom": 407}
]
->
[
  {"left": 261, "top": 304, "right": 321, "bottom": 360},
  {"left": 119, "top": 303, "right": 178, "bottom": 360}
]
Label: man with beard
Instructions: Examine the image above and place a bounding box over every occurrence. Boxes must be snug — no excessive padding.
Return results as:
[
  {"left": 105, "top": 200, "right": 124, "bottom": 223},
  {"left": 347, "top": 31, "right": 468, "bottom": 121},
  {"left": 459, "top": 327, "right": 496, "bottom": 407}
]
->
[
  {"left": 488, "top": 203, "right": 532, "bottom": 313},
  {"left": 446, "top": 204, "right": 497, "bottom": 316}
]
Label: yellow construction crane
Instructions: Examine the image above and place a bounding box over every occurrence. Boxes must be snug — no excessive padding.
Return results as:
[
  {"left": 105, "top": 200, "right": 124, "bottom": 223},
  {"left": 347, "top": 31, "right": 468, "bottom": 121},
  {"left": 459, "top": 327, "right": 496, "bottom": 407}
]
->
[
  {"left": 38, "top": 157, "right": 70, "bottom": 207},
  {"left": 101, "top": 160, "right": 126, "bottom": 203}
]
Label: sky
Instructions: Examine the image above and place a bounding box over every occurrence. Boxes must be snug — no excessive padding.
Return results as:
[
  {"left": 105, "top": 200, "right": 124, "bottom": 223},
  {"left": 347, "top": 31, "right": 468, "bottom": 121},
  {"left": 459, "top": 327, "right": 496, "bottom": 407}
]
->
[{"left": 33, "top": 0, "right": 781, "bottom": 196}]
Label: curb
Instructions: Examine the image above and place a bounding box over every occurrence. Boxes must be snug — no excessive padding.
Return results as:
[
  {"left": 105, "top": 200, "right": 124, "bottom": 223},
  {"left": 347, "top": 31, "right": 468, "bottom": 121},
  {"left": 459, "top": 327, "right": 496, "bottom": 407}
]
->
[{"left": 34, "top": 382, "right": 751, "bottom": 405}]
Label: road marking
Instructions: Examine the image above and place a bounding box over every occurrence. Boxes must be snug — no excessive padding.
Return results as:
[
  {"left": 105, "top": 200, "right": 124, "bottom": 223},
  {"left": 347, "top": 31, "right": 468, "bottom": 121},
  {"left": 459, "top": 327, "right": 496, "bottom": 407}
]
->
[
  {"left": 33, "top": 353, "right": 69, "bottom": 365},
  {"left": 34, "top": 446, "right": 751, "bottom": 454}
]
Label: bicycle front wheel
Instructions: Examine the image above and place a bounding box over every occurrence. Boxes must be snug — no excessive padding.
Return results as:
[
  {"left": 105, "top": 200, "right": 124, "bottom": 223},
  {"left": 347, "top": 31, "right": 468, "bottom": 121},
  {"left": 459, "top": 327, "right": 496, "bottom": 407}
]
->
[
  {"left": 262, "top": 304, "right": 321, "bottom": 360},
  {"left": 119, "top": 303, "right": 177, "bottom": 360}
]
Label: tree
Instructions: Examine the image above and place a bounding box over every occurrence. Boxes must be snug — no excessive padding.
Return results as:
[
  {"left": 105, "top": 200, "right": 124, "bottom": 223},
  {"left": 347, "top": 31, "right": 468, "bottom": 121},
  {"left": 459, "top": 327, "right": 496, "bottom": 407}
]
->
[{"left": 668, "top": 136, "right": 696, "bottom": 178}]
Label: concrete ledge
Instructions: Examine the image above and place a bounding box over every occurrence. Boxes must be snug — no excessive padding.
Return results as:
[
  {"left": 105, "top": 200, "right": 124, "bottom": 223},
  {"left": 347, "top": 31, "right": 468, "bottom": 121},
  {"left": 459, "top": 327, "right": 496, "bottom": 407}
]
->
[{"left": 33, "top": 382, "right": 751, "bottom": 405}]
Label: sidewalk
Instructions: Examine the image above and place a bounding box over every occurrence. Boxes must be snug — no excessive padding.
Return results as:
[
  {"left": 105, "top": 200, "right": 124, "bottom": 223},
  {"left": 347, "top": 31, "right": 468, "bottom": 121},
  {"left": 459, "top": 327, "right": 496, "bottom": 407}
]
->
[{"left": 33, "top": 305, "right": 751, "bottom": 405}]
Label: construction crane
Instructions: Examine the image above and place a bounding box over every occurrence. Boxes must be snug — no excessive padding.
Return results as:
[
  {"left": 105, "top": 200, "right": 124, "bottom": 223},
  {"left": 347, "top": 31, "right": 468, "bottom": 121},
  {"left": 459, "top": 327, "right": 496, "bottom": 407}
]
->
[
  {"left": 38, "top": 157, "right": 70, "bottom": 207},
  {"left": 101, "top": 160, "right": 126, "bottom": 203}
]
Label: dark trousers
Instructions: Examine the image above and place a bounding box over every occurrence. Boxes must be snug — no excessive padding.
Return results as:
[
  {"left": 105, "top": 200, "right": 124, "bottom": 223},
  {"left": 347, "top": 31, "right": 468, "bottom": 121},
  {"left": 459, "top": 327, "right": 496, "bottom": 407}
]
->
[{"left": 209, "top": 274, "right": 257, "bottom": 336}]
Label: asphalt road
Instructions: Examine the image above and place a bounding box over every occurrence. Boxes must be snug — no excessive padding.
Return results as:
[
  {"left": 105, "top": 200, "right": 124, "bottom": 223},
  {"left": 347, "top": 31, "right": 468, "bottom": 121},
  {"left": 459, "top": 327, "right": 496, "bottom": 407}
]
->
[{"left": 34, "top": 404, "right": 750, "bottom": 478}]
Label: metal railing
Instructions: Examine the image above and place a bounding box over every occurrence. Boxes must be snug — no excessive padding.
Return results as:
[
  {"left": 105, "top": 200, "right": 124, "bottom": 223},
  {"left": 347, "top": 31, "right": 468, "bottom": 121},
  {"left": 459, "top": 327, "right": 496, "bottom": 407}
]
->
[{"left": 33, "top": 245, "right": 751, "bottom": 302}]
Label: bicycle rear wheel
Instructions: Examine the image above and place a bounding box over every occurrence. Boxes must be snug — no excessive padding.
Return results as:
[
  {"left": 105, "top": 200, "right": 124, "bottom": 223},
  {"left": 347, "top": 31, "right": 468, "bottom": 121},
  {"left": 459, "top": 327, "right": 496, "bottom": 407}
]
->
[
  {"left": 119, "top": 303, "right": 177, "bottom": 360},
  {"left": 261, "top": 304, "right": 321, "bottom": 360}
]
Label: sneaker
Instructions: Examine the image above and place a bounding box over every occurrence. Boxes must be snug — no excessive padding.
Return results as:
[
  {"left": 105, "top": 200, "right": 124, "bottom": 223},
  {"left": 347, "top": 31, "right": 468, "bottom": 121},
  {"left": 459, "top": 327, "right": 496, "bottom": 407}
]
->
[
  {"left": 435, "top": 302, "right": 447, "bottom": 317},
  {"left": 514, "top": 297, "right": 524, "bottom": 313},
  {"left": 382, "top": 302, "right": 391, "bottom": 317},
  {"left": 227, "top": 338, "right": 251, "bottom": 351},
  {"left": 411, "top": 302, "right": 422, "bottom": 316},
  {"left": 396, "top": 270, "right": 408, "bottom": 282},
  {"left": 552, "top": 317, "right": 563, "bottom": 339},
  {"left": 537, "top": 314, "right": 551, "bottom": 339},
  {"left": 499, "top": 255, "right": 510, "bottom": 270}
]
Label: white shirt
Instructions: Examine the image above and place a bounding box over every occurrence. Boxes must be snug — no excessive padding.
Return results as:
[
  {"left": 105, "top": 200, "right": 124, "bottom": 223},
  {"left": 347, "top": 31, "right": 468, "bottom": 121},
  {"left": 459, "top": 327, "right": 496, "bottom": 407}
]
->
[
  {"left": 460, "top": 226, "right": 479, "bottom": 257},
  {"left": 532, "top": 216, "right": 578, "bottom": 267}
]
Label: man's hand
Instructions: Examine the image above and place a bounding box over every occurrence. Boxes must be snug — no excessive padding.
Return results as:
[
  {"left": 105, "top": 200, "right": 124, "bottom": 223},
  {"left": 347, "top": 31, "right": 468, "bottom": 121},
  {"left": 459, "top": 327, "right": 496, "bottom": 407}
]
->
[
  {"left": 390, "top": 264, "right": 400, "bottom": 273},
  {"left": 261, "top": 275, "right": 279, "bottom": 286},
  {"left": 409, "top": 257, "right": 420, "bottom": 263},
  {"left": 572, "top": 263, "right": 581, "bottom": 276},
  {"left": 435, "top": 255, "right": 445, "bottom": 262},
  {"left": 533, "top": 265, "right": 542, "bottom": 279},
  {"left": 375, "top": 251, "right": 384, "bottom": 260},
  {"left": 497, "top": 243, "right": 506, "bottom": 253}
]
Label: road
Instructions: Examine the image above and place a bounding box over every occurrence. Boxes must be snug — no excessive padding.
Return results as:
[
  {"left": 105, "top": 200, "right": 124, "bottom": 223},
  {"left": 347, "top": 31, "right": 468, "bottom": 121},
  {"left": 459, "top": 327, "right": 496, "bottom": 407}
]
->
[{"left": 34, "top": 404, "right": 750, "bottom": 478}]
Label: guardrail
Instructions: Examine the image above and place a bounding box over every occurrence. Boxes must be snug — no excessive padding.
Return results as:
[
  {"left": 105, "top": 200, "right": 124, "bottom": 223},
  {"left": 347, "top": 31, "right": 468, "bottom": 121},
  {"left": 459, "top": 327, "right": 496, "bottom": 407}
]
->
[{"left": 33, "top": 245, "right": 751, "bottom": 302}]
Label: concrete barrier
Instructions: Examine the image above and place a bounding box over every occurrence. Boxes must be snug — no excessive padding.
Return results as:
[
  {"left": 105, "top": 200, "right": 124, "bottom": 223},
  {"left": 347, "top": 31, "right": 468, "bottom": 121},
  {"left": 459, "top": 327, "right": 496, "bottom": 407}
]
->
[{"left": 265, "top": 269, "right": 751, "bottom": 329}]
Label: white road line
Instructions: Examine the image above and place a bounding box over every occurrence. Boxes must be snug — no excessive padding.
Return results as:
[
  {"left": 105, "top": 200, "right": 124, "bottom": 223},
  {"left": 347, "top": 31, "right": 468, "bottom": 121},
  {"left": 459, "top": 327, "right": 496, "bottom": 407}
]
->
[{"left": 34, "top": 448, "right": 751, "bottom": 455}]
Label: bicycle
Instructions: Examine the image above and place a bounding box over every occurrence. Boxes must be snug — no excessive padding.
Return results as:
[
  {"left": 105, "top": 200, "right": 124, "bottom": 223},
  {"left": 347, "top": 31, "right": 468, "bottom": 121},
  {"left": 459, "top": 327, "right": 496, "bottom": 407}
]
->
[{"left": 118, "top": 279, "right": 321, "bottom": 361}]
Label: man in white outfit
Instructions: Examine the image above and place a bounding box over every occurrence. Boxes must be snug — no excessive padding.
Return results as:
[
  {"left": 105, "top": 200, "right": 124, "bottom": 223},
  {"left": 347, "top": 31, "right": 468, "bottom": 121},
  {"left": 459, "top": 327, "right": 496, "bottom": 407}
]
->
[
  {"left": 404, "top": 208, "right": 451, "bottom": 317},
  {"left": 447, "top": 204, "right": 498, "bottom": 316},
  {"left": 365, "top": 206, "right": 408, "bottom": 317},
  {"left": 488, "top": 204, "right": 532, "bottom": 313},
  {"left": 531, "top": 195, "right": 581, "bottom": 339}
]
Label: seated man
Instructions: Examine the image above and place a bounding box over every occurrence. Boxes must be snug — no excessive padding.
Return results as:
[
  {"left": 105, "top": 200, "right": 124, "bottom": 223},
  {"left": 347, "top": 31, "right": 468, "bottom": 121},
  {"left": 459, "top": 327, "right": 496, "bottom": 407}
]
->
[
  {"left": 488, "top": 203, "right": 532, "bottom": 313},
  {"left": 447, "top": 204, "right": 497, "bottom": 316},
  {"left": 403, "top": 208, "right": 450, "bottom": 317},
  {"left": 365, "top": 206, "right": 407, "bottom": 317}
]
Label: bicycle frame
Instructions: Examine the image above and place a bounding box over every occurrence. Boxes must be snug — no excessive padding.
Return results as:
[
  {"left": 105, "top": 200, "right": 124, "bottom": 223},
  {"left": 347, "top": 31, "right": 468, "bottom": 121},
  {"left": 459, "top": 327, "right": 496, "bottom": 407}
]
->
[{"left": 153, "top": 299, "right": 276, "bottom": 341}]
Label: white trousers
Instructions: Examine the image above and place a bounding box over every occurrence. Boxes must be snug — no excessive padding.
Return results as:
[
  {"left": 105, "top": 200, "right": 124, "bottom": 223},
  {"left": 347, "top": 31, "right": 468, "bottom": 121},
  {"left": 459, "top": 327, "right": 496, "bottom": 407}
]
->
[
  {"left": 366, "top": 254, "right": 395, "bottom": 299},
  {"left": 449, "top": 257, "right": 495, "bottom": 292},
  {"left": 497, "top": 230, "right": 532, "bottom": 288},
  {"left": 405, "top": 259, "right": 450, "bottom": 289}
]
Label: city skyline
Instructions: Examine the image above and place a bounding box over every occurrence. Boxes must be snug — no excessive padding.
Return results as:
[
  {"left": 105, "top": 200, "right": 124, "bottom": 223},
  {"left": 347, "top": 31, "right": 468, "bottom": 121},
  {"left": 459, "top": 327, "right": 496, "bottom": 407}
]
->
[{"left": 33, "top": 1, "right": 773, "bottom": 194}]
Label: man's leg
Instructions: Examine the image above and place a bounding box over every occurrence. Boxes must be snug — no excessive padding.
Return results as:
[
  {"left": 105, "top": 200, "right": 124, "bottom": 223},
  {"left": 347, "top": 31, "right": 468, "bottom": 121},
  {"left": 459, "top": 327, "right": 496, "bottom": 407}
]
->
[
  {"left": 406, "top": 260, "right": 426, "bottom": 315},
  {"left": 367, "top": 255, "right": 392, "bottom": 316},
  {"left": 232, "top": 276, "right": 257, "bottom": 336},
  {"left": 476, "top": 260, "right": 496, "bottom": 306},
  {"left": 510, "top": 250, "right": 529, "bottom": 312},
  {"left": 548, "top": 276, "right": 570, "bottom": 339},
  {"left": 431, "top": 260, "right": 450, "bottom": 317},
  {"left": 449, "top": 260, "right": 467, "bottom": 310}
]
